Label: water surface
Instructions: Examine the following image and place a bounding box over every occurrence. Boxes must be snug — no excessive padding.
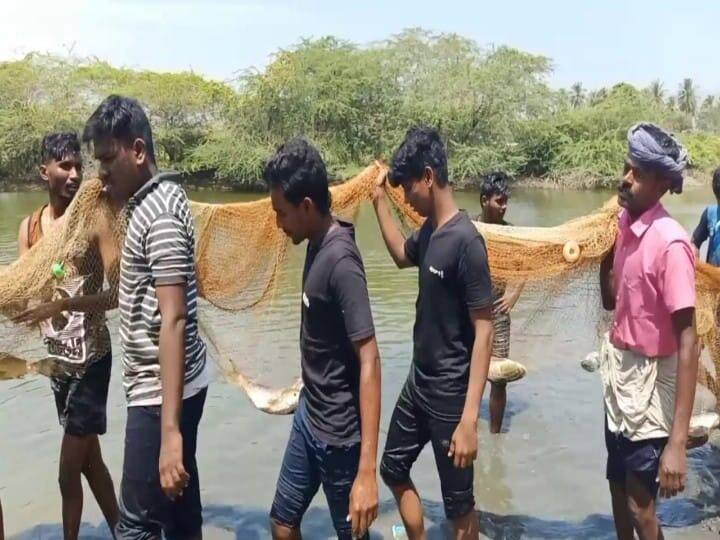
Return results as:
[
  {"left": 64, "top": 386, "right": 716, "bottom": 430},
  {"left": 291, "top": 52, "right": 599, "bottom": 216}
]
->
[{"left": 1, "top": 185, "right": 719, "bottom": 539}]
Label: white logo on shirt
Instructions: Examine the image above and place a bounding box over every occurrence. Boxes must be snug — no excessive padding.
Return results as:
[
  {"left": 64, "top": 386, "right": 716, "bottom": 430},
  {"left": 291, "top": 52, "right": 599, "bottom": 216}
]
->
[
  {"left": 302, "top": 292, "right": 310, "bottom": 308},
  {"left": 429, "top": 266, "right": 445, "bottom": 279}
]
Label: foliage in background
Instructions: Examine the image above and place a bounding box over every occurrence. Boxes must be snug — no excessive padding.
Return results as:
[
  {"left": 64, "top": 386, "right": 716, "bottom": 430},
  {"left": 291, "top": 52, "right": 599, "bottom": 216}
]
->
[{"left": 1, "top": 30, "right": 718, "bottom": 189}]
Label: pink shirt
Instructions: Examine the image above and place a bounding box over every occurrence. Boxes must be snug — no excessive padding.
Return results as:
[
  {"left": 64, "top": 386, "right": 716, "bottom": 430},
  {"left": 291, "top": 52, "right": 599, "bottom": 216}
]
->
[{"left": 610, "top": 202, "right": 695, "bottom": 357}]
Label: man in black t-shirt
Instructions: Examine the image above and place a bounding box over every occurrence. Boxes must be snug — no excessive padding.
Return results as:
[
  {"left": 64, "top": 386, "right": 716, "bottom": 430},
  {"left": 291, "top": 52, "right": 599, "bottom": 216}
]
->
[
  {"left": 373, "top": 126, "right": 494, "bottom": 539},
  {"left": 265, "top": 138, "right": 382, "bottom": 540}
]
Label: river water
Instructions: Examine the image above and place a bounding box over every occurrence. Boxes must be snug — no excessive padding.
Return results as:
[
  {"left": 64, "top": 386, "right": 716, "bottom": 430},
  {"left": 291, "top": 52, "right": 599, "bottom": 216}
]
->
[{"left": 1, "top": 186, "right": 720, "bottom": 539}]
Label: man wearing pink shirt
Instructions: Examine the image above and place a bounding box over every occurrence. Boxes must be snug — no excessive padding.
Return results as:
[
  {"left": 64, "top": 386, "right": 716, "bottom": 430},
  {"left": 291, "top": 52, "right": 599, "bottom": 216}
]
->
[{"left": 599, "top": 123, "right": 697, "bottom": 540}]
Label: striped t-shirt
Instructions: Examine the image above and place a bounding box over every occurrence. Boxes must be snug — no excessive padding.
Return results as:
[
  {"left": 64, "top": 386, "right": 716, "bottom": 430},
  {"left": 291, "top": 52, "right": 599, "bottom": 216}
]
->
[{"left": 119, "top": 171, "right": 208, "bottom": 406}]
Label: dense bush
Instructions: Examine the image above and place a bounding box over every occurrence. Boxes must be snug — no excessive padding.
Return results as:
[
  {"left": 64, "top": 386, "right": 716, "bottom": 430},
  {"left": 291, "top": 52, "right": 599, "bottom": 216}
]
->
[{"left": 1, "top": 30, "right": 718, "bottom": 189}]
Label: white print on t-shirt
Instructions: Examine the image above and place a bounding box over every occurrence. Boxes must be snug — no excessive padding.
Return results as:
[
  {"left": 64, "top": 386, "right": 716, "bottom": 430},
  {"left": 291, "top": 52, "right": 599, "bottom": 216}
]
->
[
  {"left": 39, "top": 276, "right": 87, "bottom": 364},
  {"left": 429, "top": 266, "right": 445, "bottom": 279},
  {"left": 302, "top": 292, "right": 310, "bottom": 308}
]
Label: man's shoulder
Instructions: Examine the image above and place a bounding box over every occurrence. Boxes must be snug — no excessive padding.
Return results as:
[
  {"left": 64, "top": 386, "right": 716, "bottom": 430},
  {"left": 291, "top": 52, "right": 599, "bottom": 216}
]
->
[
  {"left": 141, "top": 180, "right": 190, "bottom": 218},
  {"left": 653, "top": 212, "right": 691, "bottom": 247},
  {"left": 320, "top": 229, "right": 364, "bottom": 274},
  {"left": 454, "top": 212, "right": 484, "bottom": 249}
]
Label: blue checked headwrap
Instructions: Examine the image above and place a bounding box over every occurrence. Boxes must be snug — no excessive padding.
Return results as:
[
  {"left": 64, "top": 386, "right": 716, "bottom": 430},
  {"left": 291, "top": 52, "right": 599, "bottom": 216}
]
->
[{"left": 627, "top": 122, "right": 689, "bottom": 194}]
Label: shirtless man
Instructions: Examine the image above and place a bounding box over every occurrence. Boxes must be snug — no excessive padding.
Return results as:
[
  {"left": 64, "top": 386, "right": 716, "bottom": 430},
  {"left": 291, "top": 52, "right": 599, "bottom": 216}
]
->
[{"left": 16, "top": 132, "right": 118, "bottom": 540}]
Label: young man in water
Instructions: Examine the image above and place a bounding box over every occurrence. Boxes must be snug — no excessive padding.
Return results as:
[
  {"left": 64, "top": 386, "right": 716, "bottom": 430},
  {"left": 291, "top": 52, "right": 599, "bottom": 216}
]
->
[
  {"left": 599, "top": 123, "right": 698, "bottom": 540},
  {"left": 266, "top": 138, "right": 381, "bottom": 540},
  {"left": 478, "top": 171, "right": 524, "bottom": 434},
  {"left": 691, "top": 167, "right": 720, "bottom": 265},
  {"left": 83, "top": 95, "right": 209, "bottom": 539},
  {"left": 16, "top": 132, "right": 119, "bottom": 539},
  {"left": 373, "top": 126, "right": 494, "bottom": 539}
]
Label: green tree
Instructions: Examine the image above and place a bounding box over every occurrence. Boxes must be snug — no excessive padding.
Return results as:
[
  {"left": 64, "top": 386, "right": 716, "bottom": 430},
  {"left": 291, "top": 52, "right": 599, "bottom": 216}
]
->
[
  {"left": 678, "top": 78, "right": 698, "bottom": 118},
  {"left": 570, "top": 82, "right": 585, "bottom": 108},
  {"left": 648, "top": 79, "right": 665, "bottom": 105}
]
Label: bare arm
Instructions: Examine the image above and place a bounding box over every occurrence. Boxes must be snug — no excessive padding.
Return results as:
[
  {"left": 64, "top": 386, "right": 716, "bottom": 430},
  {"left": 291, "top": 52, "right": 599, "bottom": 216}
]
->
[
  {"left": 495, "top": 281, "right": 526, "bottom": 314},
  {"left": 450, "top": 306, "right": 494, "bottom": 468},
  {"left": 658, "top": 308, "right": 698, "bottom": 498},
  {"left": 12, "top": 232, "right": 120, "bottom": 324},
  {"left": 600, "top": 243, "right": 616, "bottom": 311},
  {"left": 156, "top": 283, "right": 190, "bottom": 500},
  {"left": 691, "top": 209, "right": 708, "bottom": 251},
  {"left": 348, "top": 335, "right": 381, "bottom": 537},
  {"left": 372, "top": 184, "right": 413, "bottom": 269}
]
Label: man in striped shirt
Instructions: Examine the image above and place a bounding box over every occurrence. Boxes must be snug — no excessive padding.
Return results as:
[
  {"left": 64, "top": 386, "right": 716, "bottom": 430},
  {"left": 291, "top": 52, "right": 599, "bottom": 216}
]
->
[{"left": 83, "top": 95, "right": 208, "bottom": 540}]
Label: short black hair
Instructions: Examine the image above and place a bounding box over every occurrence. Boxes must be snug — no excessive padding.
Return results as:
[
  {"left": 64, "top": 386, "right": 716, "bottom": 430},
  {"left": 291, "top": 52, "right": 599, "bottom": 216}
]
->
[
  {"left": 480, "top": 171, "right": 511, "bottom": 200},
  {"left": 389, "top": 126, "right": 448, "bottom": 188},
  {"left": 713, "top": 167, "right": 720, "bottom": 199},
  {"left": 40, "top": 132, "right": 80, "bottom": 164},
  {"left": 82, "top": 95, "right": 156, "bottom": 163},
  {"left": 263, "top": 137, "right": 331, "bottom": 214}
]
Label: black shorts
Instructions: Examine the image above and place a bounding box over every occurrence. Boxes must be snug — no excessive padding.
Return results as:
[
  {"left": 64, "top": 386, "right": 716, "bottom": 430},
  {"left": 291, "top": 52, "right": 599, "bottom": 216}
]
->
[
  {"left": 51, "top": 353, "right": 112, "bottom": 437},
  {"left": 380, "top": 383, "right": 474, "bottom": 520},
  {"left": 116, "top": 387, "right": 207, "bottom": 540},
  {"left": 605, "top": 422, "right": 668, "bottom": 496}
]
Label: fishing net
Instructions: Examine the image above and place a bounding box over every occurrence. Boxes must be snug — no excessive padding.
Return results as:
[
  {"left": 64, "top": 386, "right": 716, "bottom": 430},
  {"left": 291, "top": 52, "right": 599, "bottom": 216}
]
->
[{"left": 0, "top": 161, "right": 718, "bottom": 427}]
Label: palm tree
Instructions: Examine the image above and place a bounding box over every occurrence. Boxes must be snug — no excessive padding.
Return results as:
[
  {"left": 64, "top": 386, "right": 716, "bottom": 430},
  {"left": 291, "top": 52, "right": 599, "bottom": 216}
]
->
[
  {"left": 588, "top": 87, "right": 607, "bottom": 106},
  {"left": 570, "top": 82, "right": 585, "bottom": 108},
  {"left": 703, "top": 95, "right": 716, "bottom": 109},
  {"left": 678, "top": 78, "right": 698, "bottom": 117},
  {"left": 648, "top": 80, "right": 664, "bottom": 104},
  {"left": 667, "top": 96, "right": 677, "bottom": 110}
]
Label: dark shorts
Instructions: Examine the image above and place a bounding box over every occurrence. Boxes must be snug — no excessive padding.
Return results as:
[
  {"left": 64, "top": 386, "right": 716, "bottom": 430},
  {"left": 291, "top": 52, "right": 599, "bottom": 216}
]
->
[
  {"left": 380, "top": 383, "right": 474, "bottom": 520},
  {"left": 605, "top": 423, "right": 668, "bottom": 496},
  {"left": 51, "top": 353, "right": 112, "bottom": 437},
  {"left": 270, "top": 399, "right": 367, "bottom": 540},
  {"left": 116, "top": 387, "right": 207, "bottom": 540}
]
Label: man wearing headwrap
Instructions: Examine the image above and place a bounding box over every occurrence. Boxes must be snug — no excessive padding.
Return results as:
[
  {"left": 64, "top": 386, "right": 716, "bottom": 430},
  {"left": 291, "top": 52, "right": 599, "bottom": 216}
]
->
[{"left": 599, "top": 123, "right": 698, "bottom": 540}]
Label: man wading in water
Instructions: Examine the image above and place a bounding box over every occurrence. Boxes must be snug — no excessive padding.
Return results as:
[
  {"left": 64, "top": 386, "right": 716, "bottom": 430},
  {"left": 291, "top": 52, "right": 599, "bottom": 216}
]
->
[
  {"left": 691, "top": 167, "right": 720, "bottom": 265},
  {"left": 478, "top": 171, "right": 524, "bottom": 434},
  {"left": 15, "top": 132, "right": 119, "bottom": 539},
  {"left": 373, "top": 126, "right": 494, "bottom": 539},
  {"left": 266, "top": 138, "right": 381, "bottom": 540},
  {"left": 599, "top": 123, "right": 698, "bottom": 540},
  {"left": 84, "top": 95, "right": 209, "bottom": 539}
]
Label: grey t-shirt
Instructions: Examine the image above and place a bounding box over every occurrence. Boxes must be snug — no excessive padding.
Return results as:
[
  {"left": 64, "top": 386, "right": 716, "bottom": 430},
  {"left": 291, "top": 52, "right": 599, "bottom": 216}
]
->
[
  {"left": 300, "top": 220, "right": 375, "bottom": 445},
  {"left": 404, "top": 211, "right": 493, "bottom": 421}
]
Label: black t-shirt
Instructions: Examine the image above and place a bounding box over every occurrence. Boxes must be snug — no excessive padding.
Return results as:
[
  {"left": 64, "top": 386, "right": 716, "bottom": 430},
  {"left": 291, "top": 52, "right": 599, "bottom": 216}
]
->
[
  {"left": 404, "top": 211, "right": 493, "bottom": 421},
  {"left": 300, "top": 220, "right": 375, "bottom": 445}
]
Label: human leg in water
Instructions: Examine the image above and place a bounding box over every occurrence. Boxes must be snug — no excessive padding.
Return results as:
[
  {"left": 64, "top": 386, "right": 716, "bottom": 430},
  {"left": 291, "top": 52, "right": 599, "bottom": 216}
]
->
[{"left": 489, "top": 382, "right": 507, "bottom": 434}]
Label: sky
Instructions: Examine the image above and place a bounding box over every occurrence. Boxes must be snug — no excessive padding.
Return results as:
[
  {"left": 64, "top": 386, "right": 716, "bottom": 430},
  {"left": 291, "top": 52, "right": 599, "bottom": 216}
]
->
[{"left": 1, "top": 0, "right": 718, "bottom": 93}]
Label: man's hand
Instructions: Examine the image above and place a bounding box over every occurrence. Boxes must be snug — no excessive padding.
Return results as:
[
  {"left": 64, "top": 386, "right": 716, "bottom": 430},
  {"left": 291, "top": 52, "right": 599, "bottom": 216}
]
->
[
  {"left": 493, "top": 294, "right": 513, "bottom": 315},
  {"left": 449, "top": 418, "right": 478, "bottom": 469},
  {"left": 347, "top": 468, "right": 378, "bottom": 538},
  {"left": 658, "top": 441, "right": 686, "bottom": 498},
  {"left": 12, "top": 300, "right": 65, "bottom": 326},
  {"left": 159, "top": 429, "right": 189, "bottom": 500}
]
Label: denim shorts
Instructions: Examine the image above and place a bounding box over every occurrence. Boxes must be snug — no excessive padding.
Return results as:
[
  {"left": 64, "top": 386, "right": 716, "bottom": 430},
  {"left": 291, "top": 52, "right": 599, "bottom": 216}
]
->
[
  {"left": 116, "top": 387, "right": 207, "bottom": 540},
  {"left": 270, "top": 399, "right": 367, "bottom": 540}
]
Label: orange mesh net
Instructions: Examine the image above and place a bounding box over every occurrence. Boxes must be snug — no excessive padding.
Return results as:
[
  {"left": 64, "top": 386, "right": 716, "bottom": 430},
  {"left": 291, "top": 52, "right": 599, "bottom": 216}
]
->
[{"left": 0, "top": 161, "right": 717, "bottom": 426}]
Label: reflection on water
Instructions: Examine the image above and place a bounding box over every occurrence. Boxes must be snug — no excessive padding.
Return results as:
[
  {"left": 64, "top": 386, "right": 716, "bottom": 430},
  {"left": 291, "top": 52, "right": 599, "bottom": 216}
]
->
[{"left": 2, "top": 183, "right": 720, "bottom": 539}]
